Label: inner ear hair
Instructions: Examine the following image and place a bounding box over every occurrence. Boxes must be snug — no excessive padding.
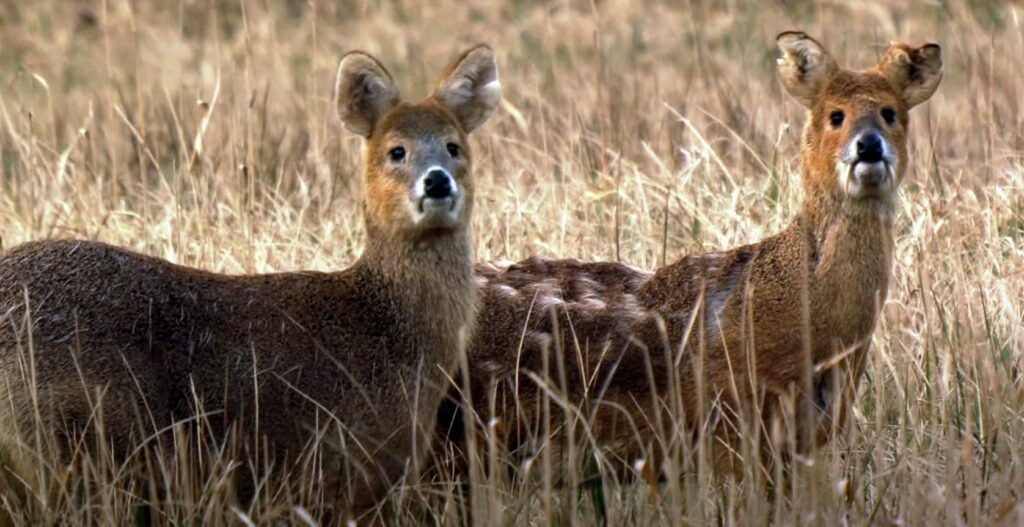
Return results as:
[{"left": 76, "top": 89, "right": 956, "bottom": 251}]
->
[
  {"left": 776, "top": 31, "right": 838, "bottom": 108},
  {"left": 334, "top": 52, "right": 401, "bottom": 137},
  {"left": 880, "top": 42, "right": 942, "bottom": 109},
  {"left": 431, "top": 44, "right": 501, "bottom": 133}
]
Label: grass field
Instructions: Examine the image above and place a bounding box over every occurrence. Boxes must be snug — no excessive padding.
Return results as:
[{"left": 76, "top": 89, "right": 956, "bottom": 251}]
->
[{"left": 0, "top": 0, "right": 1022, "bottom": 525}]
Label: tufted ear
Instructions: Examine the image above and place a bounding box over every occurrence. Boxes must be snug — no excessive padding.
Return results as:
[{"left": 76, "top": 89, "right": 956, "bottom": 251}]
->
[
  {"left": 334, "top": 51, "right": 401, "bottom": 137},
  {"left": 430, "top": 44, "right": 501, "bottom": 133},
  {"left": 878, "top": 42, "right": 943, "bottom": 109},
  {"left": 776, "top": 31, "right": 839, "bottom": 108}
]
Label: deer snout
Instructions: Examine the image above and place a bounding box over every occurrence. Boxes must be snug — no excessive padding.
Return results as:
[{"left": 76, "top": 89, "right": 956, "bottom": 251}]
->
[
  {"left": 411, "top": 166, "right": 462, "bottom": 226},
  {"left": 855, "top": 132, "right": 884, "bottom": 164},
  {"left": 838, "top": 129, "right": 897, "bottom": 199},
  {"left": 851, "top": 130, "right": 892, "bottom": 187},
  {"left": 424, "top": 169, "right": 454, "bottom": 199}
]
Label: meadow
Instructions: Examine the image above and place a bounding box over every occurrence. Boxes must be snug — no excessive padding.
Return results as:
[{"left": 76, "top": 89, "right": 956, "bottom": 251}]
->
[{"left": 0, "top": 0, "right": 1021, "bottom": 524}]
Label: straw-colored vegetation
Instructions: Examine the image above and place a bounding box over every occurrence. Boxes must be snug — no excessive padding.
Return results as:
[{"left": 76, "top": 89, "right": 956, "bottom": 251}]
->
[{"left": 0, "top": 0, "right": 1020, "bottom": 525}]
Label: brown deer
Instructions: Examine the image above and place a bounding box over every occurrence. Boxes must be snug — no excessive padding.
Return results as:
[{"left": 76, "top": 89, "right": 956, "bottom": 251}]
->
[
  {"left": 0, "top": 45, "right": 500, "bottom": 522},
  {"left": 439, "top": 32, "right": 941, "bottom": 480}
]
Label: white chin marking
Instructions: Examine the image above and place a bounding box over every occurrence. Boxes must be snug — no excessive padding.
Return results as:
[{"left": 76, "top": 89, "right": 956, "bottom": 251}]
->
[
  {"left": 838, "top": 161, "right": 897, "bottom": 199},
  {"left": 853, "top": 162, "right": 887, "bottom": 186},
  {"left": 411, "top": 195, "right": 461, "bottom": 227}
]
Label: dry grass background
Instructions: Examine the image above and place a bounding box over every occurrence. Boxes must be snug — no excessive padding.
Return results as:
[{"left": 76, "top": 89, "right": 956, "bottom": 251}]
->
[{"left": 0, "top": 0, "right": 1022, "bottom": 525}]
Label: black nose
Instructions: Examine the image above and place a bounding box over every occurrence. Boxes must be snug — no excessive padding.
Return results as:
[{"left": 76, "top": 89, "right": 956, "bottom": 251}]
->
[
  {"left": 856, "top": 132, "right": 884, "bottom": 163},
  {"left": 423, "top": 170, "right": 453, "bottom": 199}
]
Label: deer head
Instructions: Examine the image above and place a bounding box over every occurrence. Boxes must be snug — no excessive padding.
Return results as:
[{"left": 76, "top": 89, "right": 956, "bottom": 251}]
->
[
  {"left": 335, "top": 45, "right": 501, "bottom": 242},
  {"left": 777, "top": 32, "right": 942, "bottom": 208}
]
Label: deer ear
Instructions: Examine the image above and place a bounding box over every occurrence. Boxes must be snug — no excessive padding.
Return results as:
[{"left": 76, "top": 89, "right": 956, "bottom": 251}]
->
[
  {"left": 431, "top": 44, "right": 501, "bottom": 133},
  {"left": 776, "top": 31, "right": 838, "bottom": 108},
  {"left": 878, "top": 43, "right": 942, "bottom": 109},
  {"left": 334, "top": 51, "right": 401, "bottom": 137}
]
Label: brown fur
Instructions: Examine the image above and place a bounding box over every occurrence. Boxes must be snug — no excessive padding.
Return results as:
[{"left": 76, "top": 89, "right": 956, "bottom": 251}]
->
[
  {"left": 0, "top": 45, "right": 500, "bottom": 523},
  {"left": 439, "top": 33, "right": 942, "bottom": 479}
]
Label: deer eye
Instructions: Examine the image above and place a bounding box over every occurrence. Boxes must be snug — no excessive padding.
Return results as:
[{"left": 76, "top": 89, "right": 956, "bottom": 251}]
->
[
  {"left": 388, "top": 146, "right": 406, "bottom": 162},
  {"left": 446, "top": 143, "right": 461, "bottom": 158},
  {"left": 829, "top": 110, "right": 845, "bottom": 128},
  {"left": 881, "top": 107, "right": 896, "bottom": 125}
]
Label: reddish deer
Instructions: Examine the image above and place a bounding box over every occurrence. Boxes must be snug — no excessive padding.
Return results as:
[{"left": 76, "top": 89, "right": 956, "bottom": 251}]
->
[
  {"left": 440, "top": 33, "right": 941, "bottom": 479},
  {"left": 0, "top": 45, "right": 500, "bottom": 522}
]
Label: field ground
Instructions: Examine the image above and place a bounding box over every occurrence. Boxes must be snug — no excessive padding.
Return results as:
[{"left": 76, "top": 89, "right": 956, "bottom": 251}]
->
[{"left": 0, "top": 0, "right": 1022, "bottom": 525}]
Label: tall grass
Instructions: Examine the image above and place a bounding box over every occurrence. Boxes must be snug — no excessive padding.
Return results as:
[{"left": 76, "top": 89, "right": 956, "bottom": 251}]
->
[{"left": 0, "top": 0, "right": 1021, "bottom": 524}]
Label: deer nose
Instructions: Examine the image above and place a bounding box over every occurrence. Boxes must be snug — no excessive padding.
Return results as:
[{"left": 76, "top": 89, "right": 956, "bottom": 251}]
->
[
  {"left": 856, "top": 132, "right": 884, "bottom": 163},
  {"left": 423, "top": 169, "right": 453, "bottom": 199}
]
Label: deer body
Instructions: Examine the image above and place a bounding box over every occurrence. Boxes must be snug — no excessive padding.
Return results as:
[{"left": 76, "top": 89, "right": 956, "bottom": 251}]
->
[
  {"left": 442, "top": 33, "right": 941, "bottom": 475},
  {"left": 0, "top": 45, "right": 500, "bottom": 520},
  {"left": 0, "top": 237, "right": 472, "bottom": 492}
]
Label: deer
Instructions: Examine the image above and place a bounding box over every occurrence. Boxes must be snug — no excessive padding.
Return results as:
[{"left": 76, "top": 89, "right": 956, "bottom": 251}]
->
[
  {"left": 438, "top": 32, "right": 942, "bottom": 482},
  {"left": 0, "top": 45, "right": 500, "bottom": 523}
]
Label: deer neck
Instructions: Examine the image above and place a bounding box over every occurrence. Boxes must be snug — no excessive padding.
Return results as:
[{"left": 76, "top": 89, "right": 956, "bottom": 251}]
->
[
  {"left": 802, "top": 182, "right": 895, "bottom": 277},
  {"left": 357, "top": 224, "right": 478, "bottom": 361},
  {"left": 796, "top": 178, "right": 896, "bottom": 342}
]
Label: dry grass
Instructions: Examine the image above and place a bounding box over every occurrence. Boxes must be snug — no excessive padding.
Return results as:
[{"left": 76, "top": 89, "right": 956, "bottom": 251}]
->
[{"left": 0, "top": 0, "right": 1021, "bottom": 525}]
